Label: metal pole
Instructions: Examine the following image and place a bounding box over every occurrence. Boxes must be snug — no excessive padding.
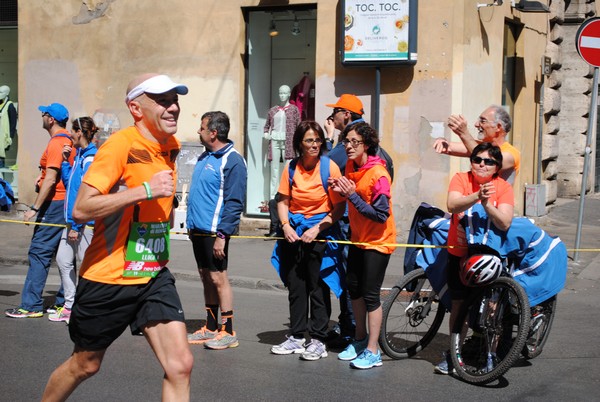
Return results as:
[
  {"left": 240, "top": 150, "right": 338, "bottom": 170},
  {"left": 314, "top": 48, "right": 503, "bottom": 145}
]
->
[
  {"left": 574, "top": 66, "right": 599, "bottom": 262},
  {"left": 374, "top": 67, "right": 381, "bottom": 132},
  {"left": 537, "top": 70, "right": 544, "bottom": 185}
]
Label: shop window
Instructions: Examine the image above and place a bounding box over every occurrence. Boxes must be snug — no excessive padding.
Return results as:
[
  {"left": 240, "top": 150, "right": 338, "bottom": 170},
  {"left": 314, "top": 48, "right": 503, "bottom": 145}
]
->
[{"left": 243, "top": 6, "right": 317, "bottom": 217}]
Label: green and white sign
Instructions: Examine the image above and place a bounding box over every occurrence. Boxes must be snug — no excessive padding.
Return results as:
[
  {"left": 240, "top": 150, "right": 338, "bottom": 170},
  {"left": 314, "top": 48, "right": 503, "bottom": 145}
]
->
[{"left": 341, "top": 0, "right": 417, "bottom": 65}]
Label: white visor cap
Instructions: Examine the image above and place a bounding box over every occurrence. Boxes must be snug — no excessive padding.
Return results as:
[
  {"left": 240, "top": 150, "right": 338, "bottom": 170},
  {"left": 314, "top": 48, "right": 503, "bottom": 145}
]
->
[{"left": 125, "top": 75, "right": 188, "bottom": 104}]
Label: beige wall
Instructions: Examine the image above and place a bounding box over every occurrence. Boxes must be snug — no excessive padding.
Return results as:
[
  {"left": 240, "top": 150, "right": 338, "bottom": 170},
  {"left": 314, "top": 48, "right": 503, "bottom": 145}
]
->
[{"left": 16, "top": 0, "right": 550, "bottom": 234}]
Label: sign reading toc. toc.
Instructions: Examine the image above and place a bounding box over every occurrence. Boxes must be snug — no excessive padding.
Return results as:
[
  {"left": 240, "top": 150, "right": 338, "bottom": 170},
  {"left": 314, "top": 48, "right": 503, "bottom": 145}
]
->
[{"left": 576, "top": 17, "right": 600, "bottom": 67}]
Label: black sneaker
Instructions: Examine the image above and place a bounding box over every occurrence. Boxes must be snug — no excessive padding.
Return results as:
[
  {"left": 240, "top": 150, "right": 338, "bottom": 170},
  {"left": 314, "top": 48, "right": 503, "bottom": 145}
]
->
[{"left": 46, "top": 304, "right": 64, "bottom": 314}]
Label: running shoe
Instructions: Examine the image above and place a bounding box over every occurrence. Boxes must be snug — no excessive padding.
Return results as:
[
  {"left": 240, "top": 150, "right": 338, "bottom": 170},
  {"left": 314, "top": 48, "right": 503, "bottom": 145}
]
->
[
  {"left": 338, "top": 337, "right": 368, "bottom": 361},
  {"left": 350, "top": 349, "right": 383, "bottom": 369},
  {"left": 187, "top": 326, "right": 219, "bottom": 345},
  {"left": 300, "top": 339, "right": 328, "bottom": 361},
  {"left": 48, "top": 307, "right": 71, "bottom": 323},
  {"left": 434, "top": 351, "right": 455, "bottom": 375},
  {"left": 5, "top": 308, "right": 43, "bottom": 318},
  {"left": 204, "top": 330, "right": 239, "bottom": 350},
  {"left": 271, "top": 336, "right": 306, "bottom": 355},
  {"left": 45, "top": 304, "right": 64, "bottom": 314}
]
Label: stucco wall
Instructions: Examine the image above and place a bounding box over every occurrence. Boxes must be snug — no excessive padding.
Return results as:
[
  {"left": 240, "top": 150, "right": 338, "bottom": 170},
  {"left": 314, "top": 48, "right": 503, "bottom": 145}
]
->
[{"left": 16, "top": 0, "right": 550, "bottom": 235}]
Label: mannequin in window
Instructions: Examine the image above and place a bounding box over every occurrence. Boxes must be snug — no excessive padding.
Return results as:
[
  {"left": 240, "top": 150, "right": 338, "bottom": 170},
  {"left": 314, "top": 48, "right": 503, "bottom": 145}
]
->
[
  {"left": 0, "top": 85, "right": 17, "bottom": 168},
  {"left": 263, "top": 85, "right": 300, "bottom": 237},
  {"left": 263, "top": 84, "right": 300, "bottom": 200}
]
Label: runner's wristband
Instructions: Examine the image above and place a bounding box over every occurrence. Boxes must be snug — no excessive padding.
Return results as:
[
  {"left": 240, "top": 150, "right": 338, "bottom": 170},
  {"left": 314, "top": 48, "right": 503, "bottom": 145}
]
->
[
  {"left": 281, "top": 221, "right": 289, "bottom": 227},
  {"left": 142, "top": 182, "right": 152, "bottom": 200},
  {"left": 216, "top": 231, "right": 226, "bottom": 239}
]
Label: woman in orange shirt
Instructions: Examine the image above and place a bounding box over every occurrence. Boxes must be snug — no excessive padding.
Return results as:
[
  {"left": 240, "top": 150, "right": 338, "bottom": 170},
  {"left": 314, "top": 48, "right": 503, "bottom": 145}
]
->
[
  {"left": 329, "top": 122, "right": 396, "bottom": 369},
  {"left": 270, "top": 121, "right": 345, "bottom": 361},
  {"left": 435, "top": 142, "right": 514, "bottom": 375}
]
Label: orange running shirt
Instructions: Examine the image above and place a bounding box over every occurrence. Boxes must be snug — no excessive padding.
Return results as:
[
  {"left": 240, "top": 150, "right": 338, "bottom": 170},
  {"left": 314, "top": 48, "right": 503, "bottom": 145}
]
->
[
  {"left": 346, "top": 163, "right": 396, "bottom": 255},
  {"left": 447, "top": 172, "right": 514, "bottom": 257},
  {"left": 277, "top": 158, "right": 344, "bottom": 217},
  {"left": 38, "top": 129, "right": 74, "bottom": 201},
  {"left": 79, "top": 126, "right": 180, "bottom": 285}
]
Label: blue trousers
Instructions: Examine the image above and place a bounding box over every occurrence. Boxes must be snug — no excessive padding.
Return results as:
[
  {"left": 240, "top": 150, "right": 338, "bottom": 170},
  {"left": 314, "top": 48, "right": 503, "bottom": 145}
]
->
[
  {"left": 20, "top": 200, "right": 65, "bottom": 311},
  {"left": 337, "top": 217, "right": 355, "bottom": 336}
]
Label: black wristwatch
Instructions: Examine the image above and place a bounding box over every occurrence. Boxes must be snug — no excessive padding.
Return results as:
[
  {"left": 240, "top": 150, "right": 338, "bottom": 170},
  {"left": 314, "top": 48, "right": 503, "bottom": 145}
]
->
[
  {"left": 29, "top": 205, "right": 39, "bottom": 212},
  {"left": 326, "top": 138, "right": 334, "bottom": 144}
]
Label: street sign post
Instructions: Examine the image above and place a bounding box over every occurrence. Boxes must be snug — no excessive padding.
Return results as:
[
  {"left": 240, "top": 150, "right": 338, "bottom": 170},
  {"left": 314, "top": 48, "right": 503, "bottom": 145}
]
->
[{"left": 574, "top": 18, "right": 600, "bottom": 262}]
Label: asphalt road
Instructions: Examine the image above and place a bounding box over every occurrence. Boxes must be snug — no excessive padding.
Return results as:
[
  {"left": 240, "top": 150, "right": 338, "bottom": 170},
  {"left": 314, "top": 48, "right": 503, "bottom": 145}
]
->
[{"left": 1, "top": 263, "right": 599, "bottom": 401}]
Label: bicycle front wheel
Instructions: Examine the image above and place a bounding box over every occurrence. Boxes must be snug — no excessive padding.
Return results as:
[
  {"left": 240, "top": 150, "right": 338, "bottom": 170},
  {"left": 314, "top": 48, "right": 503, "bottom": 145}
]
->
[
  {"left": 450, "top": 277, "right": 530, "bottom": 384},
  {"left": 379, "top": 268, "right": 446, "bottom": 359}
]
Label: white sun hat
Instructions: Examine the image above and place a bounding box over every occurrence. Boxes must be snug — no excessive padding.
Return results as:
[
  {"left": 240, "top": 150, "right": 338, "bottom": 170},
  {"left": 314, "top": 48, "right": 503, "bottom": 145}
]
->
[{"left": 125, "top": 75, "right": 188, "bottom": 104}]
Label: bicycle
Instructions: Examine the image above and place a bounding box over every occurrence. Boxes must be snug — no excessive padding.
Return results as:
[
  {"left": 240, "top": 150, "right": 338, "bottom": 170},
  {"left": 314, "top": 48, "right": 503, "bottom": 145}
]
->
[
  {"left": 379, "top": 267, "right": 447, "bottom": 359},
  {"left": 449, "top": 273, "right": 530, "bottom": 384},
  {"left": 522, "top": 295, "right": 557, "bottom": 359},
  {"left": 379, "top": 261, "right": 557, "bottom": 384}
]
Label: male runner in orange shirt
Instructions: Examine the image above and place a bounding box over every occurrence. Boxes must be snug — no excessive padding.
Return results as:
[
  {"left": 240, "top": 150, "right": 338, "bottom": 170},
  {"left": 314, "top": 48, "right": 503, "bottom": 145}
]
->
[{"left": 42, "top": 74, "right": 193, "bottom": 401}]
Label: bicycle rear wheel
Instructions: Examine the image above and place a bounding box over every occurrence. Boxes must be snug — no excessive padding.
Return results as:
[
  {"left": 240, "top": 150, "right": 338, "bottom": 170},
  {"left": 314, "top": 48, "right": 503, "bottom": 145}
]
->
[
  {"left": 379, "top": 268, "right": 446, "bottom": 359},
  {"left": 523, "top": 295, "right": 557, "bottom": 359},
  {"left": 450, "top": 277, "right": 530, "bottom": 384}
]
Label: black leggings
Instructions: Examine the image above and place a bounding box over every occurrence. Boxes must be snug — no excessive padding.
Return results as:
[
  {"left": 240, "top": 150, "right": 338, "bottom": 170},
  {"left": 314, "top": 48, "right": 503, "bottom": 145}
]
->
[{"left": 346, "top": 246, "right": 390, "bottom": 313}]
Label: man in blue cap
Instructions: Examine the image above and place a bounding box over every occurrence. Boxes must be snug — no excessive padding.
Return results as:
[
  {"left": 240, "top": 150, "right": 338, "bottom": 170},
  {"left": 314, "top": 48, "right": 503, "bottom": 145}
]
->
[{"left": 5, "top": 102, "right": 75, "bottom": 318}]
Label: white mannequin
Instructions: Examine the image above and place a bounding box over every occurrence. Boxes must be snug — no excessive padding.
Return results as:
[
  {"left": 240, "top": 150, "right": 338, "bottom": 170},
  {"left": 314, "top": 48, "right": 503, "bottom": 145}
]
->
[
  {"left": 263, "top": 85, "right": 299, "bottom": 199},
  {"left": 264, "top": 85, "right": 291, "bottom": 141},
  {"left": 0, "top": 85, "right": 17, "bottom": 167}
]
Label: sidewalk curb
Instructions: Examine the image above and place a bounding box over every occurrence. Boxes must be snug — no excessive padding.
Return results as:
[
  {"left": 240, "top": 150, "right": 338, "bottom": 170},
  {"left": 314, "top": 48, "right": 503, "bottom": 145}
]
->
[{"left": 172, "top": 272, "right": 286, "bottom": 292}]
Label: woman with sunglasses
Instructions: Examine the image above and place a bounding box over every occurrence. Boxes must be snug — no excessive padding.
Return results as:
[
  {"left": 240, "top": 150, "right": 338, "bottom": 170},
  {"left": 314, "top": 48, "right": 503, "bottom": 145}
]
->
[
  {"left": 329, "top": 122, "right": 396, "bottom": 369},
  {"left": 434, "top": 142, "right": 514, "bottom": 374},
  {"left": 270, "top": 121, "right": 346, "bottom": 361},
  {"left": 49, "top": 117, "right": 98, "bottom": 323}
]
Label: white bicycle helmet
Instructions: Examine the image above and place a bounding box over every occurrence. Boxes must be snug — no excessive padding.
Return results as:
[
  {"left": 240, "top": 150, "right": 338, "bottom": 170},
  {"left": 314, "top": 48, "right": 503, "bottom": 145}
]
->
[{"left": 460, "top": 253, "right": 502, "bottom": 287}]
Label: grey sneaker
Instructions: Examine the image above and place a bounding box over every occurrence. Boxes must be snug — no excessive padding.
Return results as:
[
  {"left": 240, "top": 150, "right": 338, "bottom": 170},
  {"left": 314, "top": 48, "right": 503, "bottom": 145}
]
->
[
  {"left": 434, "top": 351, "right": 455, "bottom": 375},
  {"left": 204, "top": 330, "right": 239, "bottom": 350},
  {"left": 187, "top": 326, "right": 219, "bottom": 345},
  {"left": 271, "top": 336, "right": 306, "bottom": 355},
  {"left": 300, "top": 339, "right": 328, "bottom": 361}
]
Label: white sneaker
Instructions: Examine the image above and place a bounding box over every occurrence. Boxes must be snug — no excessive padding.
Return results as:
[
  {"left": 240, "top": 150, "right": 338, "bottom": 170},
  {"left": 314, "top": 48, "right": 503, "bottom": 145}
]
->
[
  {"left": 271, "top": 335, "right": 306, "bottom": 355},
  {"left": 300, "top": 339, "right": 328, "bottom": 361}
]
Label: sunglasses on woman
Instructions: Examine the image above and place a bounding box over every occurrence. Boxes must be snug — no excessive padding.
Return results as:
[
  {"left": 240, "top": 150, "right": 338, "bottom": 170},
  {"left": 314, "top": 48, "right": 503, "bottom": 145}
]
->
[{"left": 470, "top": 156, "right": 499, "bottom": 166}]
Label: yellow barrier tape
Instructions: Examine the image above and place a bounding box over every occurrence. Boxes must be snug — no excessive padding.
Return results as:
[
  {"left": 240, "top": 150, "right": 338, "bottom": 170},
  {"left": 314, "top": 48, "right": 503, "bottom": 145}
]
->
[
  {"left": 2, "top": 218, "right": 598, "bottom": 252},
  {"left": 0, "top": 218, "right": 92, "bottom": 229}
]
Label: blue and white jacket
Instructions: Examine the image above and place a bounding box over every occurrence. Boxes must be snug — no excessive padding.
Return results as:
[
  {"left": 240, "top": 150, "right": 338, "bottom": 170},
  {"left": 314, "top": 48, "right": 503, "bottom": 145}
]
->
[
  {"left": 61, "top": 143, "right": 97, "bottom": 232},
  {"left": 187, "top": 141, "right": 247, "bottom": 236}
]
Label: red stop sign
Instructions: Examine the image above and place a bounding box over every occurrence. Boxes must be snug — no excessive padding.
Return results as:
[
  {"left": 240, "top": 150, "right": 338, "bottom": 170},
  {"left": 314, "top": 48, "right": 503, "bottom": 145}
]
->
[{"left": 577, "top": 17, "right": 600, "bottom": 67}]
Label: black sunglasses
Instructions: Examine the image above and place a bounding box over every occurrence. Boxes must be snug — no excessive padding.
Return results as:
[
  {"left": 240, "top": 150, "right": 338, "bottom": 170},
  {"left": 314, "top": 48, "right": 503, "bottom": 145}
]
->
[{"left": 470, "top": 156, "right": 499, "bottom": 166}]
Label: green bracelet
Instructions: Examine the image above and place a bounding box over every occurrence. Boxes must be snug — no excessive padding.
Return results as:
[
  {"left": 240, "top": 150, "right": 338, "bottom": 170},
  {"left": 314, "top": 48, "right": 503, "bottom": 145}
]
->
[{"left": 142, "top": 182, "right": 152, "bottom": 200}]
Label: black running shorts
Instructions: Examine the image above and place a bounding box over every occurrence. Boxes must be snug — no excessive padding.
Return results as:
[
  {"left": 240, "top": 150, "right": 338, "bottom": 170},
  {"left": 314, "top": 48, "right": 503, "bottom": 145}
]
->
[
  {"left": 190, "top": 231, "right": 229, "bottom": 272},
  {"left": 69, "top": 268, "right": 185, "bottom": 350}
]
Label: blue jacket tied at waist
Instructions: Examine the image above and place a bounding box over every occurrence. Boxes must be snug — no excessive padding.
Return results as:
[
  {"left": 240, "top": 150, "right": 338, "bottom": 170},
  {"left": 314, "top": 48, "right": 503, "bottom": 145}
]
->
[{"left": 271, "top": 212, "right": 344, "bottom": 297}]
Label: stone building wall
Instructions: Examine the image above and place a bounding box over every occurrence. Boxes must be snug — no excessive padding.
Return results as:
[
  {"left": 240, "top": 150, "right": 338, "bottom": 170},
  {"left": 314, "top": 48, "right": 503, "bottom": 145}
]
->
[{"left": 555, "top": 0, "right": 596, "bottom": 197}]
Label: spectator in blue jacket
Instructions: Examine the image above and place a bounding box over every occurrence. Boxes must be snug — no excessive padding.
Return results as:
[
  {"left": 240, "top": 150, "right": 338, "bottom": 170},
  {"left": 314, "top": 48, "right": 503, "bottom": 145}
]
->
[
  {"left": 186, "top": 111, "right": 247, "bottom": 350},
  {"left": 50, "top": 117, "right": 98, "bottom": 323}
]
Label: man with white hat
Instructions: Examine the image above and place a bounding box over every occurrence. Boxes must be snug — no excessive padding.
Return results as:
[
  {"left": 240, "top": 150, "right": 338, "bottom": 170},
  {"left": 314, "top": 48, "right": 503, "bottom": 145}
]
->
[{"left": 42, "top": 73, "right": 193, "bottom": 401}]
